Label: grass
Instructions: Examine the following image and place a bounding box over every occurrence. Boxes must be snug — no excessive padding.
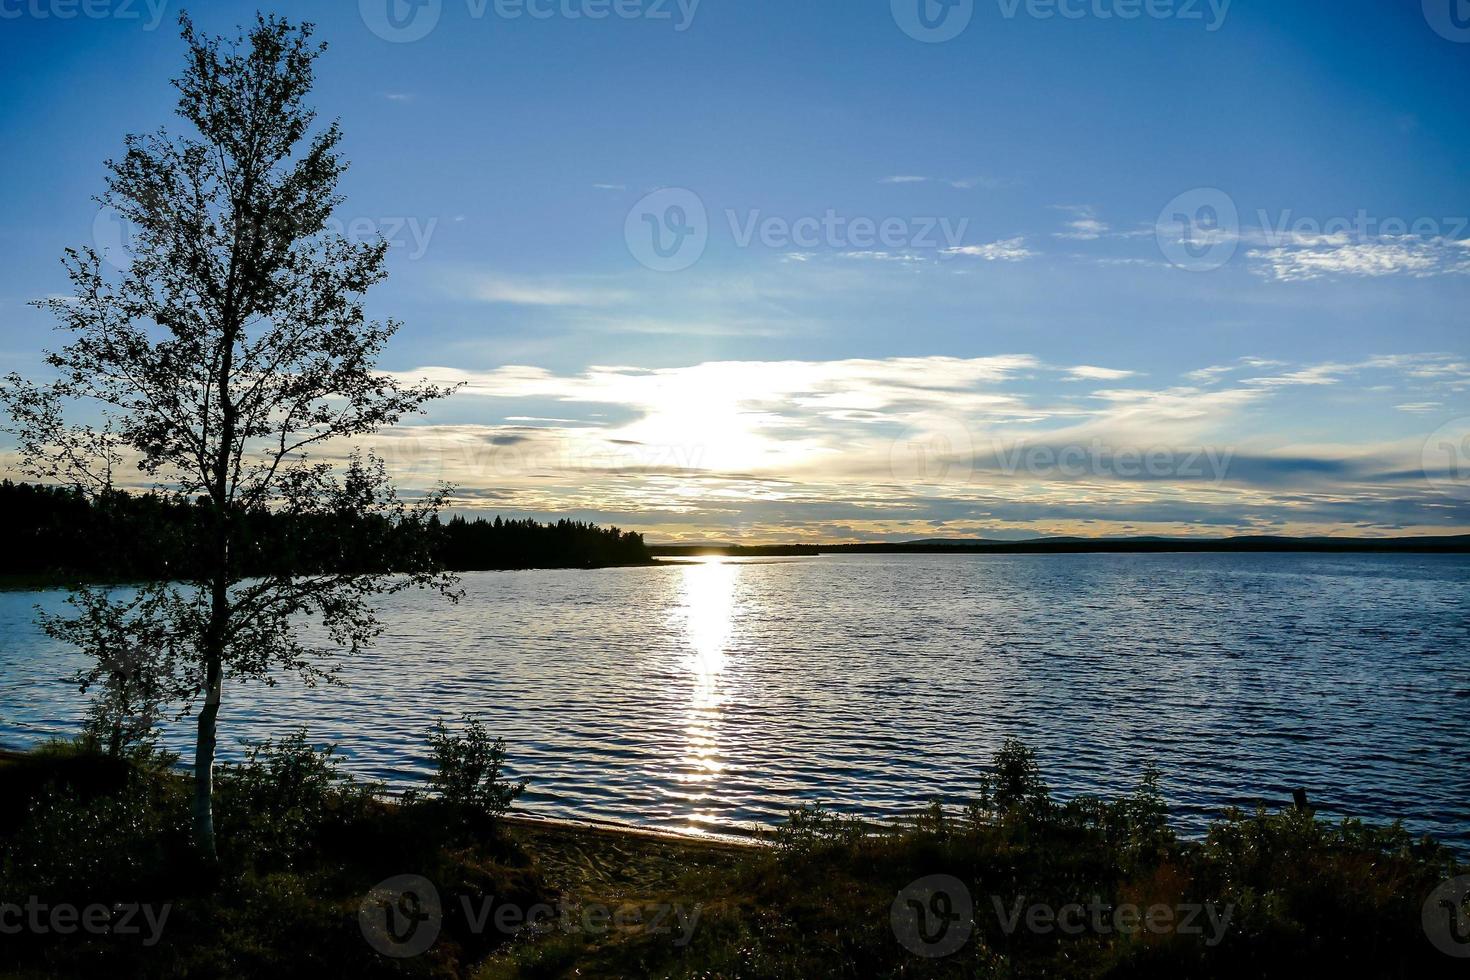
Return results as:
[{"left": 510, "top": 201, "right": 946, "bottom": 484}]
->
[
  {"left": 0, "top": 738, "right": 1462, "bottom": 978},
  {"left": 480, "top": 745, "right": 1463, "bottom": 978}
]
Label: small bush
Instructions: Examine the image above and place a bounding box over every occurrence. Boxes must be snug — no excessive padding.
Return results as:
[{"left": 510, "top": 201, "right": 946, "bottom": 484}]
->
[
  {"left": 418, "top": 715, "right": 525, "bottom": 836},
  {"left": 978, "top": 737, "right": 1052, "bottom": 819},
  {"left": 215, "top": 729, "right": 380, "bottom": 869},
  {"left": 773, "top": 803, "right": 870, "bottom": 856},
  {"left": 1, "top": 776, "right": 189, "bottom": 902}
]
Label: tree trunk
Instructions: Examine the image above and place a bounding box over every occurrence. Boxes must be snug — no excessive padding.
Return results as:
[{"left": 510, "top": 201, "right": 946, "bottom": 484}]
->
[
  {"left": 196, "top": 190, "right": 241, "bottom": 860},
  {"left": 192, "top": 649, "right": 223, "bottom": 861}
]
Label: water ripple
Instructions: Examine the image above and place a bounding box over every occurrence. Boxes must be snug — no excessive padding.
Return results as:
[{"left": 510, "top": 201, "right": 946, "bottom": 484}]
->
[{"left": 0, "top": 553, "right": 1466, "bottom": 846}]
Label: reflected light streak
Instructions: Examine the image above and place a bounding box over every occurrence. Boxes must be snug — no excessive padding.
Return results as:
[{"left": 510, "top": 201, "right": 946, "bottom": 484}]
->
[{"left": 675, "top": 557, "right": 739, "bottom": 828}]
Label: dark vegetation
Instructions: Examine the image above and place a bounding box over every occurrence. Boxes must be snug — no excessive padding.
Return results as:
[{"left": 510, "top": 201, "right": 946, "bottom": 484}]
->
[
  {"left": 434, "top": 513, "right": 650, "bottom": 571},
  {"left": 652, "top": 535, "right": 1470, "bottom": 557},
  {"left": 0, "top": 722, "right": 540, "bottom": 978},
  {"left": 0, "top": 736, "right": 1459, "bottom": 978},
  {"left": 0, "top": 480, "right": 651, "bottom": 585},
  {"left": 494, "top": 741, "right": 1463, "bottom": 979},
  {"left": 651, "top": 544, "right": 822, "bottom": 558}
]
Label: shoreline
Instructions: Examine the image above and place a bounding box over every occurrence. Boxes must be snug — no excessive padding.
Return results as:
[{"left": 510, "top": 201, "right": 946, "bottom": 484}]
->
[
  {"left": 651, "top": 535, "right": 1470, "bottom": 557},
  {"left": 2, "top": 742, "right": 1460, "bottom": 975},
  {"left": 0, "top": 743, "right": 759, "bottom": 850},
  {"left": 0, "top": 560, "right": 667, "bottom": 592},
  {"left": 9, "top": 540, "right": 1468, "bottom": 591}
]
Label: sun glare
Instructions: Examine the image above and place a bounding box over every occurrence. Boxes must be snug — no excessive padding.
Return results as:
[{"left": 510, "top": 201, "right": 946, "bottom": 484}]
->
[
  {"left": 675, "top": 557, "right": 740, "bottom": 823},
  {"left": 680, "top": 556, "right": 737, "bottom": 677}
]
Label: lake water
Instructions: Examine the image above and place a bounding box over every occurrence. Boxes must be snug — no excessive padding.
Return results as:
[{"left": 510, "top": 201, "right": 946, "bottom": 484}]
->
[{"left": 1, "top": 553, "right": 1467, "bottom": 847}]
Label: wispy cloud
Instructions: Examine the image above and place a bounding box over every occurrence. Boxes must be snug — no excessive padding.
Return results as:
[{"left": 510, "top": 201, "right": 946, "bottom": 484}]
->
[
  {"left": 460, "top": 274, "right": 632, "bottom": 307},
  {"left": 1052, "top": 204, "right": 1109, "bottom": 241},
  {"left": 1243, "top": 364, "right": 1352, "bottom": 387},
  {"left": 839, "top": 250, "right": 926, "bottom": 263},
  {"left": 1065, "top": 365, "right": 1136, "bottom": 381},
  {"left": 942, "top": 237, "right": 1037, "bottom": 261},
  {"left": 1249, "top": 238, "right": 1460, "bottom": 282},
  {"left": 880, "top": 175, "right": 1004, "bottom": 190},
  {"left": 354, "top": 351, "right": 1470, "bottom": 540},
  {"left": 1185, "top": 364, "right": 1237, "bottom": 383}
]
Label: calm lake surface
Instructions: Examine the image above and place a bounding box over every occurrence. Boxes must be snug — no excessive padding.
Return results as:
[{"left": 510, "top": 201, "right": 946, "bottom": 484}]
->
[{"left": 1, "top": 553, "right": 1467, "bottom": 846}]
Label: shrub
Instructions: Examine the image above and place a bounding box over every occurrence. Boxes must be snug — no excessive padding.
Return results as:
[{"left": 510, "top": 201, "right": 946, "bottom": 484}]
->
[
  {"left": 978, "top": 737, "right": 1052, "bottom": 819},
  {"left": 773, "top": 803, "right": 870, "bottom": 856},
  {"left": 215, "top": 730, "right": 379, "bottom": 869},
  {"left": 0, "top": 743, "right": 190, "bottom": 905},
  {"left": 419, "top": 715, "right": 525, "bottom": 835}
]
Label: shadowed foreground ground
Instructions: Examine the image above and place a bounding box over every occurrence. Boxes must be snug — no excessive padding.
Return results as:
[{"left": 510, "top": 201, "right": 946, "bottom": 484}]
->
[{"left": 0, "top": 741, "right": 1464, "bottom": 978}]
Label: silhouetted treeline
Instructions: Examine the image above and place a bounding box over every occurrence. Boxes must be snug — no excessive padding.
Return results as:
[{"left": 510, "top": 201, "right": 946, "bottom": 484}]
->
[
  {"left": 651, "top": 536, "right": 1470, "bottom": 557},
  {"left": 0, "top": 481, "right": 650, "bottom": 581},
  {"left": 434, "top": 514, "right": 650, "bottom": 570}
]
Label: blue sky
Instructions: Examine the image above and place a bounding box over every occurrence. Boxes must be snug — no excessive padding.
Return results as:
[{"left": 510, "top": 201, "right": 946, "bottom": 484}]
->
[{"left": 2, "top": 0, "right": 1468, "bottom": 540}]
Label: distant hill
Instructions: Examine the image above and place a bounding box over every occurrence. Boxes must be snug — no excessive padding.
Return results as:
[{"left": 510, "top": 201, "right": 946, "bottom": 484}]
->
[
  {"left": 833, "top": 535, "right": 1470, "bottom": 554},
  {"left": 650, "top": 544, "right": 820, "bottom": 558},
  {"left": 651, "top": 535, "right": 1470, "bottom": 557}
]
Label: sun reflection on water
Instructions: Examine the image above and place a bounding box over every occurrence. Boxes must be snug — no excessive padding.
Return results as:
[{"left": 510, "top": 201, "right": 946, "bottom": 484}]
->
[
  {"left": 675, "top": 557, "right": 740, "bottom": 829},
  {"left": 682, "top": 556, "right": 737, "bottom": 676}
]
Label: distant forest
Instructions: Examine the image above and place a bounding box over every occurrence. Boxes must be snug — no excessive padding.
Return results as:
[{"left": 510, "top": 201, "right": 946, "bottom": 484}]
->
[{"left": 0, "top": 481, "right": 651, "bottom": 581}]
